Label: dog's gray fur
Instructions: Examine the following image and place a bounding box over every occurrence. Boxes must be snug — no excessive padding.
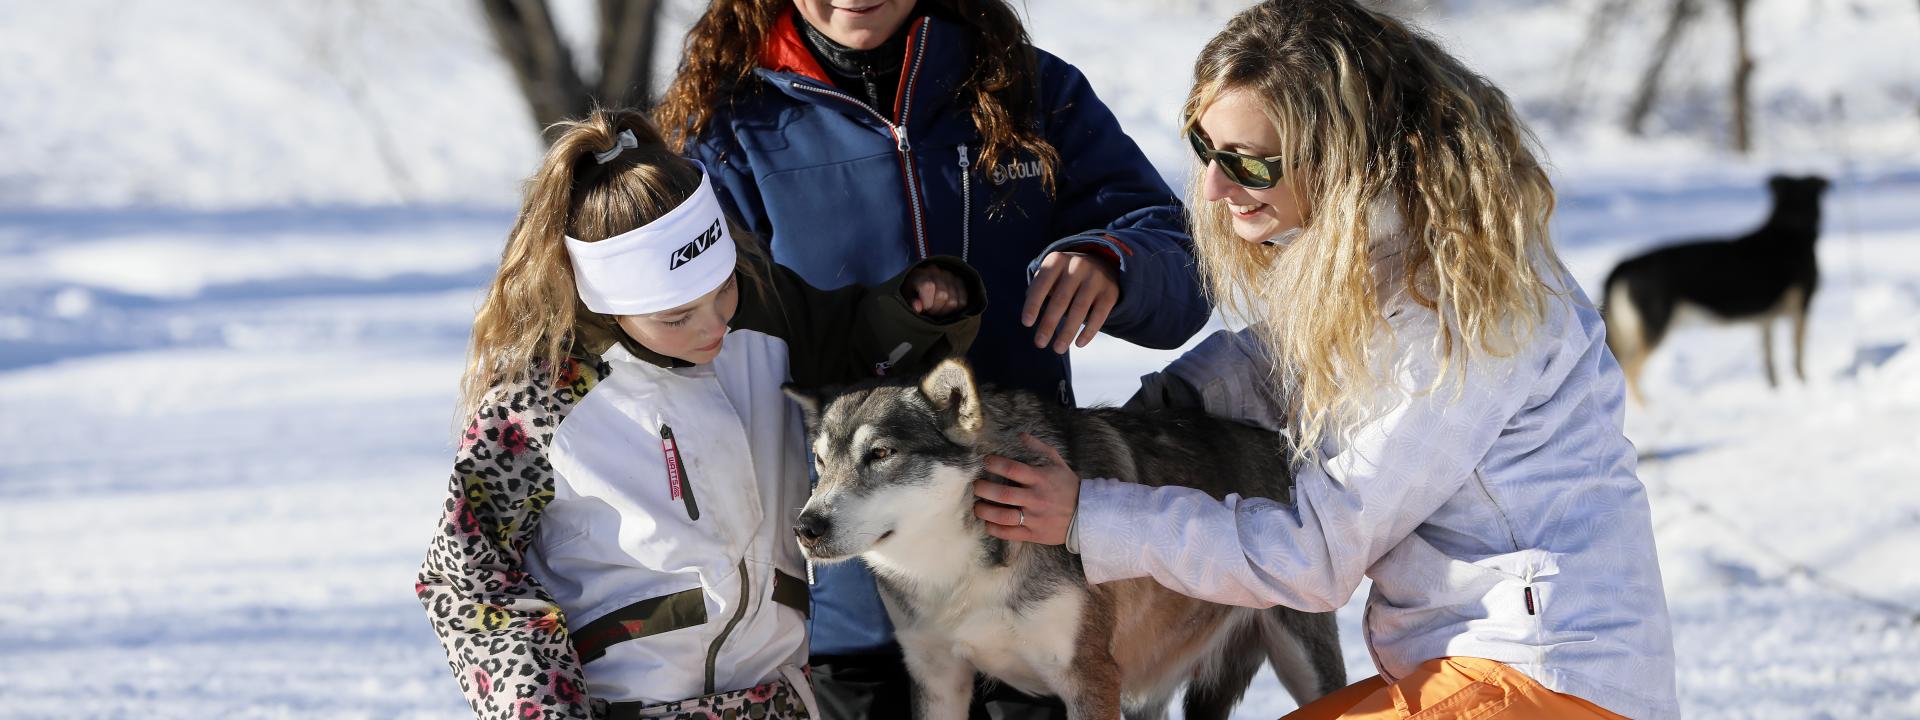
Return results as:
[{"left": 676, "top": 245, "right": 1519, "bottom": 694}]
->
[{"left": 787, "top": 359, "right": 1345, "bottom": 720}]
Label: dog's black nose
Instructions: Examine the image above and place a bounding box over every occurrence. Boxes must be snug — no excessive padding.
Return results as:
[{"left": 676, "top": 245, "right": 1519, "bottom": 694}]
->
[{"left": 794, "top": 511, "right": 831, "bottom": 545}]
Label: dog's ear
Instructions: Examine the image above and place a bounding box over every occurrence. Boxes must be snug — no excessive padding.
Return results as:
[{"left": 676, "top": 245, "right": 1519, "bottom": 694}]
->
[
  {"left": 1769, "top": 175, "right": 1791, "bottom": 193},
  {"left": 919, "top": 358, "right": 985, "bottom": 442},
  {"left": 1808, "top": 175, "right": 1831, "bottom": 194},
  {"left": 783, "top": 383, "right": 828, "bottom": 428}
]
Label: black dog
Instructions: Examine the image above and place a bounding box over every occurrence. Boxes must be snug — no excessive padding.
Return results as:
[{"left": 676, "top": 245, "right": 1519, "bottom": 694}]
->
[{"left": 1602, "top": 175, "right": 1830, "bottom": 402}]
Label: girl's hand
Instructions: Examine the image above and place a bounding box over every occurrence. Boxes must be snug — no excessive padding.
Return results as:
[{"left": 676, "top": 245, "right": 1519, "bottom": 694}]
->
[
  {"left": 974, "top": 433, "right": 1080, "bottom": 545},
  {"left": 906, "top": 264, "right": 968, "bottom": 318},
  {"left": 1024, "top": 251, "right": 1120, "bottom": 354}
]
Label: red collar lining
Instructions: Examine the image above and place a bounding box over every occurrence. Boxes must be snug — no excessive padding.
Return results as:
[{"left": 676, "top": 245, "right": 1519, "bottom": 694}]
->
[{"left": 757, "top": 8, "right": 832, "bottom": 85}]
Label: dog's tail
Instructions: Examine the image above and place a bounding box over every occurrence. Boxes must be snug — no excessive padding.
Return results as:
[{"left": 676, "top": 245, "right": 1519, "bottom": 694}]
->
[
  {"left": 1603, "top": 268, "right": 1655, "bottom": 352},
  {"left": 1601, "top": 263, "right": 1661, "bottom": 404},
  {"left": 1182, "top": 607, "right": 1345, "bottom": 719},
  {"left": 1180, "top": 616, "right": 1265, "bottom": 720},
  {"left": 1261, "top": 606, "right": 1347, "bottom": 702},
  {"left": 1602, "top": 260, "right": 1675, "bottom": 350},
  {"left": 1602, "top": 266, "right": 1629, "bottom": 329}
]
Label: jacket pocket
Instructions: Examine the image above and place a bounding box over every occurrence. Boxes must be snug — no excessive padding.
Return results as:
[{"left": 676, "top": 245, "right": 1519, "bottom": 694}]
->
[
  {"left": 1397, "top": 658, "right": 1514, "bottom": 719},
  {"left": 573, "top": 586, "right": 711, "bottom": 663},
  {"left": 1403, "top": 677, "right": 1510, "bottom": 720}
]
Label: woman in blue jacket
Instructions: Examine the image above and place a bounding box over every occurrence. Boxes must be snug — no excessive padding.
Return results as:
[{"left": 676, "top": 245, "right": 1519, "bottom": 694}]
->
[{"left": 655, "top": 2, "right": 1211, "bottom": 717}]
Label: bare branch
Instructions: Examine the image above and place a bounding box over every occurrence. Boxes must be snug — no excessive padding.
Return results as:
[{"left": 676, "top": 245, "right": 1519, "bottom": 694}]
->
[
  {"left": 1624, "top": 0, "right": 1699, "bottom": 136},
  {"left": 1729, "top": 0, "right": 1755, "bottom": 153},
  {"left": 478, "top": 0, "right": 591, "bottom": 134},
  {"left": 596, "top": 0, "right": 663, "bottom": 110},
  {"left": 1559, "top": 0, "right": 1639, "bottom": 129}
]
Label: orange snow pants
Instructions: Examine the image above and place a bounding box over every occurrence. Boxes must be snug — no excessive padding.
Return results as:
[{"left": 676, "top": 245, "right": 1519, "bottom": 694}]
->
[{"left": 1280, "top": 657, "right": 1628, "bottom": 720}]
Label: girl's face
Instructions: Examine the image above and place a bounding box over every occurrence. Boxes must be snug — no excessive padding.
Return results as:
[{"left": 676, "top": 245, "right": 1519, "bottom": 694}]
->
[
  {"left": 793, "top": 0, "right": 918, "bottom": 50},
  {"left": 618, "top": 274, "right": 740, "bottom": 364},
  {"left": 1195, "top": 89, "right": 1306, "bottom": 246}
]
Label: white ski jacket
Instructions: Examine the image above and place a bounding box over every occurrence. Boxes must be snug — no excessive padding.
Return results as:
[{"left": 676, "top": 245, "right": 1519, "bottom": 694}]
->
[
  {"left": 419, "top": 259, "right": 982, "bottom": 719},
  {"left": 1076, "top": 278, "right": 1681, "bottom": 719},
  {"left": 530, "top": 334, "right": 818, "bottom": 708}
]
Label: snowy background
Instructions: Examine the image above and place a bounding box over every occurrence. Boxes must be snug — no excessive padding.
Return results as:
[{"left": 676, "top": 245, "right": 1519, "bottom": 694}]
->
[{"left": 3, "top": 0, "right": 1918, "bottom": 717}]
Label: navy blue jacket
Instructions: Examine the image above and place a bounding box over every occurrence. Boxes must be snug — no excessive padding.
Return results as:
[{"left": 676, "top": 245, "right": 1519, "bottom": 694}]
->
[{"left": 688, "top": 11, "right": 1210, "bottom": 654}]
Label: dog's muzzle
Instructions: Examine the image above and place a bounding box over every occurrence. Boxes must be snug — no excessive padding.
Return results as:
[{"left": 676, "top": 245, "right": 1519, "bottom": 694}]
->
[{"left": 793, "top": 510, "right": 831, "bottom": 550}]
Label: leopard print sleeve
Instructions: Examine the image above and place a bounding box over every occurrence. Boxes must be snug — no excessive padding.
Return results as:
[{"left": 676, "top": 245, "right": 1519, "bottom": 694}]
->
[{"left": 416, "top": 356, "right": 609, "bottom": 720}]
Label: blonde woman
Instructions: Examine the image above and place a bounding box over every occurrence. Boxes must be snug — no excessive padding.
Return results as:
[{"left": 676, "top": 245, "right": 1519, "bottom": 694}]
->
[
  {"left": 416, "top": 109, "right": 982, "bottom": 719},
  {"left": 972, "top": 2, "right": 1680, "bottom": 718}
]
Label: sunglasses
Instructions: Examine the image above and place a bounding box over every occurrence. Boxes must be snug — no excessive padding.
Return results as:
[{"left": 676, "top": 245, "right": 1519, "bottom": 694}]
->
[{"left": 1186, "top": 127, "right": 1284, "bottom": 190}]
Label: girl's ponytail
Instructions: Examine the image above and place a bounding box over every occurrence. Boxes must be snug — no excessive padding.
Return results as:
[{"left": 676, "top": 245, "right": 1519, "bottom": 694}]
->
[{"left": 456, "top": 109, "right": 764, "bottom": 423}]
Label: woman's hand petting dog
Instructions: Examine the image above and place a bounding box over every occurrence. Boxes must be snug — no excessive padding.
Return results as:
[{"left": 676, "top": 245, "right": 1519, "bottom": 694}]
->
[
  {"left": 905, "top": 264, "right": 969, "bottom": 318},
  {"left": 1025, "top": 250, "right": 1120, "bottom": 354},
  {"left": 976, "top": 433, "right": 1080, "bottom": 546}
]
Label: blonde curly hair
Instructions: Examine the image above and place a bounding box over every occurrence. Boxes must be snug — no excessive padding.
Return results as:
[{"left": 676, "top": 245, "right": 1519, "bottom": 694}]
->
[{"left": 1185, "top": 0, "right": 1567, "bottom": 458}]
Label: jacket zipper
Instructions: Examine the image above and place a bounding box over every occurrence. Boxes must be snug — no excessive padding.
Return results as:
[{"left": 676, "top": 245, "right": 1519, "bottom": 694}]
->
[
  {"left": 704, "top": 559, "right": 752, "bottom": 694},
  {"left": 1472, "top": 467, "right": 1540, "bottom": 618},
  {"left": 873, "top": 341, "right": 912, "bottom": 377},
  {"left": 956, "top": 144, "right": 972, "bottom": 262},
  {"left": 660, "top": 423, "right": 699, "bottom": 520},
  {"left": 787, "top": 22, "right": 931, "bottom": 259}
]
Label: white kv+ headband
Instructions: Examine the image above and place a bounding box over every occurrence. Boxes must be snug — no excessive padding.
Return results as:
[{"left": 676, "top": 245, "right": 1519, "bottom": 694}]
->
[{"left": 565, "top": 157, "right": 737, "bottom": 316}]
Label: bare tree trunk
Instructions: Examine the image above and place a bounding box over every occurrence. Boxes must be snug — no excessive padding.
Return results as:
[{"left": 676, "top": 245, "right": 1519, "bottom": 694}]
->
[
  {"left": 479, "top": 0, "right": 591, "bottom": 134},
  {"left": 1625, "top": 0, "right": 1698, "bottom": 136},
  {"left": 596, "top": 0, "right": 663, "bottom": 110},
  {"left": 479, "top": 0, "right": 664, "bottom": 139},
  {"left": 1729, "top": 0, "right": 1755, "bottom": 153}
]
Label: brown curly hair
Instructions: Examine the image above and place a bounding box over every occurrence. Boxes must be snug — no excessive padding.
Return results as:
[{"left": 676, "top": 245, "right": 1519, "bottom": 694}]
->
[{"left": 653, "top": 0, "right": 1058, "bottom": 196}]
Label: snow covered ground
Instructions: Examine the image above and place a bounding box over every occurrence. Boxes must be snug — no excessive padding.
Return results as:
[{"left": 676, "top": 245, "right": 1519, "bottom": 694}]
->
[{"left": 3, "top": 1, "right": 1919, "bottom": 718}]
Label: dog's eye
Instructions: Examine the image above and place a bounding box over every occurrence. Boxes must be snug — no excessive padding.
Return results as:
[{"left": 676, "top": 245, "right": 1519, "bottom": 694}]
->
[{"left": 867, "top": 447, "right": 893, "bottom": 462}]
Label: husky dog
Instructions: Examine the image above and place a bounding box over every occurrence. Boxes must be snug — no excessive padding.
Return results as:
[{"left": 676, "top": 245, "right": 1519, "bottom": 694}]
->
[
  {"left": 1603, "top": 174, "right": 1830, "bottom": 402},
  {"left": 785, "top": 359, "right": 1345, "bottom": 720}
]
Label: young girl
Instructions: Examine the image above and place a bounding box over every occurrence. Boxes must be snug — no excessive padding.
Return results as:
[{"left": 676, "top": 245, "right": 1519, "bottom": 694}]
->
[
  {"left": 973, "top": 2, "right": 1680, "bottom": 718},
  {"left": 416, "top": 110, "right": 982, "bottom": 720}
]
